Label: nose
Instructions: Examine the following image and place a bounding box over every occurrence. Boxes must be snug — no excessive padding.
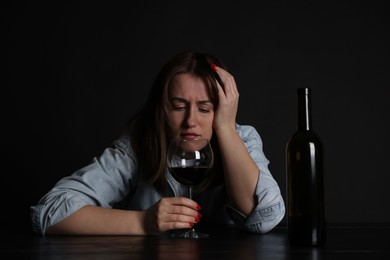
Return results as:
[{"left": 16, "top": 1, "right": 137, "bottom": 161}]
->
[{"left": 183, "top": 105, "right": 196, "bottom": 128}]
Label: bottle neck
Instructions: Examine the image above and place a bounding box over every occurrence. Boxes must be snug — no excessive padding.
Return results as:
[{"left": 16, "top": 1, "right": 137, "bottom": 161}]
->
[{"left": 297, "top": 88, "right": 312, "bottom": 131}]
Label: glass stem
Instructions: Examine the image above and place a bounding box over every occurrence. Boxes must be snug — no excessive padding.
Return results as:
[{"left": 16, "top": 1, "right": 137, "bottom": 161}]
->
[
  {"left": 188, "top": 186, "right": 195, "bottom": 234},
  {"left": 188, "top": 186, "right": 193, "bottom": 200}
]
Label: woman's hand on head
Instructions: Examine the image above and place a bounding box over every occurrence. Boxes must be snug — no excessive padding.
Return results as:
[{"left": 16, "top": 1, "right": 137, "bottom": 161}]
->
[
  {"left": 143, "top": 197, "right": 202, "bottom": 235},
  {"left": 212, "top": 65, "right": 239, "bottom": 134}
]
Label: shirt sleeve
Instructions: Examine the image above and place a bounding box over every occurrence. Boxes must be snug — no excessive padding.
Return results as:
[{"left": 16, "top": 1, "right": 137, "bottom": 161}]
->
[
  {"left": 30, "top": 136, "right": 138, "bottom": 235},
  {"left": 225, "top": 124, "right": 285, "bottom": 233}
]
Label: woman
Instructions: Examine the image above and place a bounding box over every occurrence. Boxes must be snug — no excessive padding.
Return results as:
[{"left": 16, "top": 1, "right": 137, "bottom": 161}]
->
[{"left": 31, "top": 51, "right": 285, "bottom": 235}]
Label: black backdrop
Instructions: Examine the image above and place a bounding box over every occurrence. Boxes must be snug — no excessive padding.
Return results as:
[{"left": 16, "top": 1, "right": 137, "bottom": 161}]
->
[{"left": 3, "top": 1, "right": 389, "bottom": 233}]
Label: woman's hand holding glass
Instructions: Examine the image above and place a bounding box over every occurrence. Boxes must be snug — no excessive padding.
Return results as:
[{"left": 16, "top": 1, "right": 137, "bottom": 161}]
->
[{"left": 143, "top": 197, "right": 201, "bottom": 235}]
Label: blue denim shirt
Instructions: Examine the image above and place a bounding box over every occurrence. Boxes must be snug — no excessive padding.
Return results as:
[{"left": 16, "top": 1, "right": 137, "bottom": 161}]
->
[{"left": 31, "top": 124, "right": 285, "bottom": 235}]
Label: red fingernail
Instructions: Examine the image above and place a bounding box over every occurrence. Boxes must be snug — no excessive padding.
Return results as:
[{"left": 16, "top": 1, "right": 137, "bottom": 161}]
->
[
  {"left": 211, "top": 63, "right": 217, "bottom": 72},
  {"left": 196, "top": 205, "right": 202, "bottom": 210},
  {"left": 189, "top": 222, "right": 194, "bottom": 227},
  {"left": 197, "top": 213, "right": 202, "bottom": 218},
  {"left": 195, "top": 217, "right": 200, "bottom": 222}
]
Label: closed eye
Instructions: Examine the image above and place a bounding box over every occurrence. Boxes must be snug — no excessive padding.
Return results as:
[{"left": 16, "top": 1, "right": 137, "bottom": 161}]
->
[
  {"left": 171, "top": 99, "right": 187, "bottom": 111},
  {"left": 199, "top": 107, "right": 211, "bottom": 113},
  {"left": 174, "top": 106, "right": 186, "bottom": 111},
  {"left": 198, "top": 101, "right": 213, "bottom": 113}
]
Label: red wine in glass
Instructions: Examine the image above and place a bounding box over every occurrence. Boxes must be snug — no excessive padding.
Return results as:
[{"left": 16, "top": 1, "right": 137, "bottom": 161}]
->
[{"left": 169, "top": 167, "right": 210, "bottom": 187}]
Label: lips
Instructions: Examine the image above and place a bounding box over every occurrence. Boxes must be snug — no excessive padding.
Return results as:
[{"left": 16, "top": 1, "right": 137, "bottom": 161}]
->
[{"left": 180, "top": 133, "right": 199, "bottom": 139}]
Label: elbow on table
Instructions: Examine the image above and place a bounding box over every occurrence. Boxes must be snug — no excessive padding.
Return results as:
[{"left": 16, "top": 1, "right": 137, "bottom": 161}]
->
[
  {"left": 248, "top": 206, "right": 285, "bottom": 234},
  {"left": 227, "top": 200, "right": 286, "bottom": 234}
]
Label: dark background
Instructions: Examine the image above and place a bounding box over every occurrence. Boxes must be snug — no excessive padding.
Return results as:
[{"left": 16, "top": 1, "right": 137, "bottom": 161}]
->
[{"left": 3, "top": 1, "right": 389, "bottom": 233}]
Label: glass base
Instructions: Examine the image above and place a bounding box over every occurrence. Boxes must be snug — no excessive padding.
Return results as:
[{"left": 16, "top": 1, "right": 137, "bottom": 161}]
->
[{"left": 171, "top": 228, "right": 209, "bottom": 239}]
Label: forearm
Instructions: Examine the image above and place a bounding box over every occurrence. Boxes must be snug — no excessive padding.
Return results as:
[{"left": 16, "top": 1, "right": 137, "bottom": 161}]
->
[
  {"left": 216, "top": 128, "right": 259, "bottom": 215},
  {"left": 46, "top": 205, "right": 146, "bottom": 235}
]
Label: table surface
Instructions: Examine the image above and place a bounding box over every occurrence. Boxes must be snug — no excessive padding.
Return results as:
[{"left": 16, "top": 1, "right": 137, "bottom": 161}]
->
[{"left": 1, "top": 225, "right": 390, "bottom": 259}]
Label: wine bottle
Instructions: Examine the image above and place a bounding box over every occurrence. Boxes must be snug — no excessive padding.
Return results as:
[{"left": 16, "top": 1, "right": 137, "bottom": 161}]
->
[{"left": 286, "top": 87, "right": 326, "bottom": 246}]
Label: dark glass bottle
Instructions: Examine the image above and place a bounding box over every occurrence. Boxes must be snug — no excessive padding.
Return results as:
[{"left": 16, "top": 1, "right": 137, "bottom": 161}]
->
[{"left": 286, "top": 87, "right": 326, "bottom": 246}]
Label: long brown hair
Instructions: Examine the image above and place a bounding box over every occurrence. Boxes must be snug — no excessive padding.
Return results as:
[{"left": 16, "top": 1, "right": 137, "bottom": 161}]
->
[{"left": 128, "top": 51, "right": 226, "bottom": 193}]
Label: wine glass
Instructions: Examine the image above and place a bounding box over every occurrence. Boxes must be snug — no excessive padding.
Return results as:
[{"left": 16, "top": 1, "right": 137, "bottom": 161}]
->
[{"left": 167, "top": 138, "right": 214, "bottom": 238}]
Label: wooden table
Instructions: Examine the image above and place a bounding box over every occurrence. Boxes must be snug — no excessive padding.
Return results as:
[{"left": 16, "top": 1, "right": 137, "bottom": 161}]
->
[{"left": 1, "top": 225, "right": 389, "bottom": 259}]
